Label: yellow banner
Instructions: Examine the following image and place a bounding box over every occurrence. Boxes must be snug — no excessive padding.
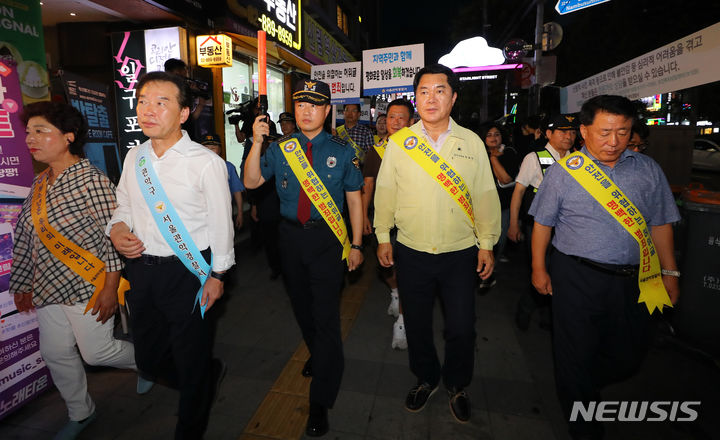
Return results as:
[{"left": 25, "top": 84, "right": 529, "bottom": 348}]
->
[
  {"left": 336, "top": 125, "right": 365, "bottom": 161},
  {"left": 373, "top": 138, "right": 386, "bottom": 160},
  {"left": 559, "top": 151, "right": 672, "bottom": 314},
  {"left": 31, "top": 171, "right": 129, "bottom": 313},
  {"left": 279, "top": 138, "right": 351, "bottom": 261},
  {"left": 390, "top": 127, "right": 475, "bottom": 224}
]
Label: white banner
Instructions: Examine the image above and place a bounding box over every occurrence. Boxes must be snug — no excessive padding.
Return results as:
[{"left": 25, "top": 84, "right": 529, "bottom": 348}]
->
[
  {"left": 561, "top": 21, "right": 720, "bottom": 113},
  {"left": 311, "top": 62, "right": 361, "bottom": 104},
  {"left": 362, "top": 43, "right": 424, "bottom": 95}
]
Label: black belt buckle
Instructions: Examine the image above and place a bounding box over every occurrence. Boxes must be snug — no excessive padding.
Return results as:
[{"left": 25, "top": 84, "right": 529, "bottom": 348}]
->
[
  {"left": 283, "top": 218, "right": 323, "bottom": 229},
  {"left": 618, "top": 265, "right": 638, "bottom": 277},
  {"left": 138, "top": 254, "right": 179, "bottom": 265},
  {"left": 575, "top": 256, "right": 638, "bottom": 277},
  {"left": 302, "top": 220, "right": 323, "bottom": 229}
]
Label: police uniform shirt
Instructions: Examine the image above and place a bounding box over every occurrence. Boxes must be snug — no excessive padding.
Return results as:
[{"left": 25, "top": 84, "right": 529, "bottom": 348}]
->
[
  {"left": 529, "top": 147, "right": 680, "bottom": 265},
  {"left": 260, "top": 130, "right": 364, "bottom": 221}
]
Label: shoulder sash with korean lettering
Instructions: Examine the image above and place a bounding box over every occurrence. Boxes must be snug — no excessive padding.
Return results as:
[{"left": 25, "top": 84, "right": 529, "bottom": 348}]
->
[
  {"left": 135, "top": 144, "right": 212, "bottom": 317},
  {"left": 390, "top": 127, "right": 475, "bottom": 225},
  {"left": 31, "top": 170, "right": 130, "bottom": 314},
  {"left": 278, "top": 137, "right": 351, "bottom": 261},
  {"left": 558, "top": 151, "right": 671, "bottom": 314},
  {"left": 373, "top": 138, "right": 387, "bottom": 160},
  {"left": 336, "top": 125, "right": 365, "bottom": 161}
]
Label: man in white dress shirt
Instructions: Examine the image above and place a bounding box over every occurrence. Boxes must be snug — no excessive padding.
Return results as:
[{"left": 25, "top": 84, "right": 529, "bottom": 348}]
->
[{"left": 108, "top": 71, "right": 234, "bottom": 439}]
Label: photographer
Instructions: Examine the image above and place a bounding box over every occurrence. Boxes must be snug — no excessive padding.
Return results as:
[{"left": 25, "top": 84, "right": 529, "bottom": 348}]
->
[
  {"left": 164, "top": 58, "right": 209, "bottom": 141},
  {"left": 228, "top": 98, "right": 276, "bottom": 143}
]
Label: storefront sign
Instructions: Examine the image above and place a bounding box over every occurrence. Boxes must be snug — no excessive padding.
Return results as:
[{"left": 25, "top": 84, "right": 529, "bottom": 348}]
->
[
  {"left": 362, "top": 44, "right": 424, "bottom": 95},
  {"left": 111, "top": 30, "right": 147, "bottom": 163},
  {"left": 145, "top": 27, "right": 185, "bottom": 73},
  {"left": 256, "top": 0, "right": 301, "bottom": 51},
  {"left": 303, "top": 13, "right": 353, "bottom": 65},
  {"left": 0, "top": 1, "right": 49, "bottom": 104},
  {"left": 311, "top": 62, "right": 361, "bottom": 104},
  {"left": 562, "top": 21, "right": 720, "bottom": 113},
  {"left": 197, "top": 34, "right": 233, "bottom": 67},
  {"left": 0, "top": 61, "right": 34, "bottom": 199}
]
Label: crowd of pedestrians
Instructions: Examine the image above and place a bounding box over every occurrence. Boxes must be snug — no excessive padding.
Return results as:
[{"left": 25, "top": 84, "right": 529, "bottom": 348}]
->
[{"left": 9, "top": 60, "right": 679, "bottom": 440}]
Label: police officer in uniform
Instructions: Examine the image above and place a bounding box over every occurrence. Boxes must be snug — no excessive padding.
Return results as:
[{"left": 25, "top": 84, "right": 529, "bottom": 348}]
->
[{"left": 243, "top": 79, "right": 364, "bottom": 437}]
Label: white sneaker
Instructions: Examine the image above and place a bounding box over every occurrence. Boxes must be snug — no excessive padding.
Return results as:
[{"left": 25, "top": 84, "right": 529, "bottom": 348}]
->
[
  {"left": 392, "top": 319, "right": 408, "bottom": 350},
  {"left": 387, "top": 294, "right": 400, "bottom": 318}
]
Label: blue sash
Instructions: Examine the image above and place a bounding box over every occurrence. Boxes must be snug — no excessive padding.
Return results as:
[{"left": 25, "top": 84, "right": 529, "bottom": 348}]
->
[{"left": 135, "top": 144, "right": 212, "bottom": 317}]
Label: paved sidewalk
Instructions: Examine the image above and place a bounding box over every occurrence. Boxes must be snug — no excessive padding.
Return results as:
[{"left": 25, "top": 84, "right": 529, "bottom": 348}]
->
[{"left": 1, "top": 241, "right": 718, "bottom": 439}]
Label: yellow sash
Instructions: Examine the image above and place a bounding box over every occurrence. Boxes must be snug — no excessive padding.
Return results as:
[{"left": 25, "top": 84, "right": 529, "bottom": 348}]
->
[
  {"left": 373, "top": 138, "right": 386, "bottom": 160},
  {"left": 390, "top": 127, "right": 475, "bottom": 225},
  {"left": 278, "top": 138, "right": 351, "bottom": 261},
  {"left": 336, "top": 125, "right": 365, "bottom": 161},
  {"left": 558, "top": 151, "right": 672, "bottom": 314},
  {"left": 31, "top": 170, "right": 130, "bottom": 314},
  {"left": 373, "top": 134, "right": 381, "bottom": 145}
]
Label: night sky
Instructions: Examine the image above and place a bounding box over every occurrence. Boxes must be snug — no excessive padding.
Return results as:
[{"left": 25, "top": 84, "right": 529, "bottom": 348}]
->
[{"left": 379, "top": 0, "right": 720, "bottom": 86}]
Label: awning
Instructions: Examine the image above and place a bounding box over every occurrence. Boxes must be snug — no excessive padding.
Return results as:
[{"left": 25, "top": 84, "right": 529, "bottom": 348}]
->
[{"left": 227, "top": 33, "right": 311, "bottom": 74}]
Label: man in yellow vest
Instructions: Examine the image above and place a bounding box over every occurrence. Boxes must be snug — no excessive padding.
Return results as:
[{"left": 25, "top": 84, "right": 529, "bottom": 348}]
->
[
  {"left": 530, "top": 95, "right": 680, "bottom": 440},
  {"left": 374, "top": 64, "right": 500, "bottom": 423}
]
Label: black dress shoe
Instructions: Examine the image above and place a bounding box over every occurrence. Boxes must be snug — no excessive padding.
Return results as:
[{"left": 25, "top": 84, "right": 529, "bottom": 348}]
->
[
  {"left": 405, "top": 382, "right": 437, "bottom": 412},
  {"left": 448, "top": 388, "right": 470, "bottom": 423},
  {"left": 306, "top": 403, "right": 329, "bottom": 437},
  {"left": 302, "top": 358, "right": 313, "bottom": 377}
]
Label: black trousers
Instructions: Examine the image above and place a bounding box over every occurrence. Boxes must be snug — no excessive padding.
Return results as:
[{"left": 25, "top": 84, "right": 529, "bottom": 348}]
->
[
  {"left": 395, "top": 243, "right": 477, "bottom": 390},
  {"left": 259, "top": 219, "right": 282, "bottom": 275},
  {"left": 550, "top": 250, "right": 652, "bottom": 439},
  {"left": 125, "top": 250, "right": 214, "bottom": 440},
  {"left": 279, "top": 220, "right": 345, "bottom": 408}
]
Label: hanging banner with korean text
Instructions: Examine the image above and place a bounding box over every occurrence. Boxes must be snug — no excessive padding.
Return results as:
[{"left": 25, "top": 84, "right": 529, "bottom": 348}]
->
[
  {"left": 0, "top": 61, "right": 34, "bottom": 199},
  {"left": 362, "top": 44, "right": 424, "bottom": 96},
  {"left": 562, "top": 21, "right": 720, "bottom": 113},
  {"left": 61, "top": 72, "right": 121, "bottom": 184},
  {"left": 197, "top": 34, "right": 232, "bottom": 68},
  {"left": 311, "top": 62, "right": 361, "bottom": 104}
]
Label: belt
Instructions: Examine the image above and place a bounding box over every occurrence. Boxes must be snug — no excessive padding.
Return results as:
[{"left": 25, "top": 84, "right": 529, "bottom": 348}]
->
[
  {"left": 282, "top": 218, "right": 326, "bottom": 229},
  {"left": 573, "top": 255, "right": 639, "bottom": 277},
  {"left": 134, "top": 254, "right": 181, "bottom": 265}
]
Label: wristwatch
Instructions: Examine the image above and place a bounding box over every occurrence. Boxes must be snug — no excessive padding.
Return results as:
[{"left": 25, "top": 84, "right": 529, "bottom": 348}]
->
[
  {"left": 661, "top": 269, "right": 681, "bottom": 277},
  {"left": 351, "top": 244, "right": 363, "bottom": 251},
  {"left": 210, "top": 271, "right": 227, "bottom": 282}
]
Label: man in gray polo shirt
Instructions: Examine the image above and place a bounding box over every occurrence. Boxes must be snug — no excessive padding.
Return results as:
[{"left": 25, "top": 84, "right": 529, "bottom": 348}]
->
[{"left": 529, "top": 95, "right": 680, "bottom": 440}]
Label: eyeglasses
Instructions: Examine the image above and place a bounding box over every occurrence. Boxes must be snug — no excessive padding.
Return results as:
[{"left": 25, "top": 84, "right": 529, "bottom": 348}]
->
[{"left": 628, "top": 142, "right": 648, "bottom": 151}]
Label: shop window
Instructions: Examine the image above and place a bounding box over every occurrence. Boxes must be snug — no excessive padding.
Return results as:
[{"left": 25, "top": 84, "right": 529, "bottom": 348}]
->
[
  {"left": 222, "top": 59, "right": 251, "bottom": 170},
  {"left": 253, "top": 62, "right": 285, "bottom": 122},
  {"left": 337, "top": 5, "right": 348, "bottom": 36}
]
